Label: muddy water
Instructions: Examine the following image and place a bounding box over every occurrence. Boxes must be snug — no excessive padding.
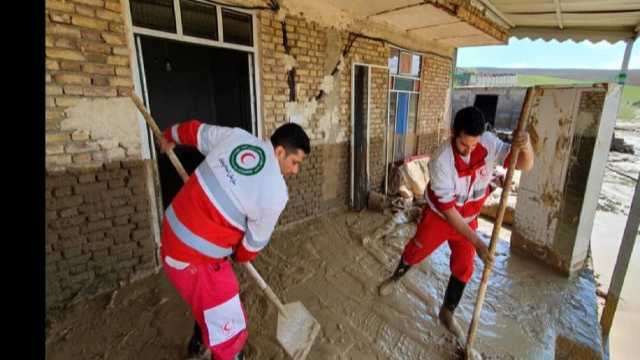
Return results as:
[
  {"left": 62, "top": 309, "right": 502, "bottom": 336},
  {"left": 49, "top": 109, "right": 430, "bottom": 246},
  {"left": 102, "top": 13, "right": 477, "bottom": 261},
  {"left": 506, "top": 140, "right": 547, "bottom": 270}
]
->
[
  {"left": 591, "top": 125, "right": 640, "bottom": 360},
  {"left": 238, "top": 208, "right": 601, "bottom": 360},
  {"left": 46, "top": 203, "right": 605, "bottom": 360}
]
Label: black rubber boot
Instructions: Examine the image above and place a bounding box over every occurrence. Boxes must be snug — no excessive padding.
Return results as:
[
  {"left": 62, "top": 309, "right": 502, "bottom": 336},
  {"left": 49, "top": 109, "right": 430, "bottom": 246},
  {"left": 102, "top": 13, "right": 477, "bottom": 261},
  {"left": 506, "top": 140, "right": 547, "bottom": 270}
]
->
[
  {"left": 442, "top": 275, "right": 466, "bottom": 312},
  {"left": 234, "top": 350, "right": 245, "bottom": 360},
  {"left": 378, "top": 257, "right": 412, "bottom": 296},
  {"left": 187, "top": 322, "right": 205, "bottom": 358}
]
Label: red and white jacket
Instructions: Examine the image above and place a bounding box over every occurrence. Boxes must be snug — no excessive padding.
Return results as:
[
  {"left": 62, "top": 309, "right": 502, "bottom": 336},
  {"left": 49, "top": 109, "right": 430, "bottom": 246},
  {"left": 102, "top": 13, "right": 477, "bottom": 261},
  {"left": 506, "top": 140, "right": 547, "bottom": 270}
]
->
[
  {"left": 161, "top": 120, "right": 288, "bottom": 264},
  {"left": 425, "top": 131, "right": 511, "bottom": 223}
]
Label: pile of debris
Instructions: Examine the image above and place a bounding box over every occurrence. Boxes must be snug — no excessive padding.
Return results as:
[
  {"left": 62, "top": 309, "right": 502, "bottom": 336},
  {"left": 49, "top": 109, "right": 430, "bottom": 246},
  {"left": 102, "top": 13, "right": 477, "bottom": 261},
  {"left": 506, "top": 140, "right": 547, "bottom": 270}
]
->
[{"left": 610, "top": 135, "right": 635, "bottom": 154}]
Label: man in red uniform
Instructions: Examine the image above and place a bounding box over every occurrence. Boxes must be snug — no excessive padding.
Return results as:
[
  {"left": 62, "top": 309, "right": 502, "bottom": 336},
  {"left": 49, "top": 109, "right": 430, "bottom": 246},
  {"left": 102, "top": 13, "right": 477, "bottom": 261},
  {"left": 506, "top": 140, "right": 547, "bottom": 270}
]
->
[
  {"left": 378, "top": 106, "right": 534, "bottom": 341},
  {"left": 158, "top": 121, "right": 310, "bottom": 360}
]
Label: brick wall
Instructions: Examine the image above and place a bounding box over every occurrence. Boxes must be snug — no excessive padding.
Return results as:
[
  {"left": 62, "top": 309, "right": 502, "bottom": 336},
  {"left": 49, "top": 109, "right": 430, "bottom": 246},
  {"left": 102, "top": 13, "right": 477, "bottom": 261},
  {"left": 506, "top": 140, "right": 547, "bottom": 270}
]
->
[
  {"left": 45, "top": 0, "right": 159, "bottom": 310},
  {"left": 258, "top": 10, "right": 451, "bottom": 222},
  {"left": 46, "top": 0, "right": 136, "bottom": 170},
  {"left": 417, "top": 54, "right": 453, "bottom": 155},
  {"left": 46, "top": 160, "right": 157, "bottom": 309}
]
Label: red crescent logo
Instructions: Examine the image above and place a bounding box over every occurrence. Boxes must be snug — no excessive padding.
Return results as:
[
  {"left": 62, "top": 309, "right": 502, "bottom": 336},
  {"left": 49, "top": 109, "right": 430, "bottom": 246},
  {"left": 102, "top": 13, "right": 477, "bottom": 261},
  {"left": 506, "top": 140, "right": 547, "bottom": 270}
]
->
[
  {"left": 240, "top": 152, "right": 256, "bottom": 164},
  {"left": 223, "top": 322, "right": 232, "bottom": 332}
]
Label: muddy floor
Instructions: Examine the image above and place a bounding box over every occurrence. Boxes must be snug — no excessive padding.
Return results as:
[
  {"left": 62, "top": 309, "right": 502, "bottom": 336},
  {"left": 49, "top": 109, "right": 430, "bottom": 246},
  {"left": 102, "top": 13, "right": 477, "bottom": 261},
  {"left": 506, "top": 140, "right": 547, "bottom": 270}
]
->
[{"left": 46, "top": 205, "right": 602, "bottom": 360}]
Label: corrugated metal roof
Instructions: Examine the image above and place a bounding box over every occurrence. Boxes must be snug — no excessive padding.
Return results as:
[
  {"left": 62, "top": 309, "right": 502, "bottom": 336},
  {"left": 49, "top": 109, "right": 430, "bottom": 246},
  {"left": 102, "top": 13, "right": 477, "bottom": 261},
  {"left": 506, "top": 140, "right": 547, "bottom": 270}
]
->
[{"left": 488, "top": 0, "right": 640, "bottom": 43}]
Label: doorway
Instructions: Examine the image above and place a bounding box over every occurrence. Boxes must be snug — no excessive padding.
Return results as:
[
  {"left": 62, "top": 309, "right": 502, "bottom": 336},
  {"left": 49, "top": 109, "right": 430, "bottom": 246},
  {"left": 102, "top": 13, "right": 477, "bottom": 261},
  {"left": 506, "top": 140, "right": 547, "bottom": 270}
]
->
[{"left": 137, "top": 35, "right": 254, "bottom": 208}]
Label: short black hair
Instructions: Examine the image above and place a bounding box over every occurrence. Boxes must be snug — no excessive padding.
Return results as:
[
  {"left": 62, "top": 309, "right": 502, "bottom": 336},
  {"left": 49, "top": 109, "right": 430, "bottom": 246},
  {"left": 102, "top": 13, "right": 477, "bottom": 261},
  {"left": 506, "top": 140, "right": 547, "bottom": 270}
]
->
[
  {"left": 271, "top": 123, "right": 311, "bottom": 155},
  {"left": 452, "top": 106, "right": 486, "bottom": 138}
]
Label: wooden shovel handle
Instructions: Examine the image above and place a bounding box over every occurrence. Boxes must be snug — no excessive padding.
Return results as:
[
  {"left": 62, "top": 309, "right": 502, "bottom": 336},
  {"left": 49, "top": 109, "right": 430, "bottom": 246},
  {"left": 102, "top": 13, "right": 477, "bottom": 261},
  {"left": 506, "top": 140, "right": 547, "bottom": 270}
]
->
[
  {"left": 243, "top": 262, "right": 288, "bottom": 316},
  {"left": 130, "top": 94, "right": 189, "bottom": 183},
  {"left": 465, "top": 87, "right": 536, "bottom": 358}
]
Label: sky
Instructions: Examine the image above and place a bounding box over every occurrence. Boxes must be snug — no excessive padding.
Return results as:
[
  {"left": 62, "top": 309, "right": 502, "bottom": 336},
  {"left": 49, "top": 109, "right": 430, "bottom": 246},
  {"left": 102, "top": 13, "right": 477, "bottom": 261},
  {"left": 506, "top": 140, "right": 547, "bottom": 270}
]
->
[{"left": 457, "top": 37, "right": 640, "bottom": 70}]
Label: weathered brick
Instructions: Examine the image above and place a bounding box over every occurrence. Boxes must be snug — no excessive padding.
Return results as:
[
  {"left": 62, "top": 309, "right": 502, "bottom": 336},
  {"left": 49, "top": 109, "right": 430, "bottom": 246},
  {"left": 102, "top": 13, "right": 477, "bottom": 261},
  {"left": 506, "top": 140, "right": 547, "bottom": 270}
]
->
[
  {"left": 72, "top": 15, "right": 108, "bottom": 30},
  {"left": 47, "top": 48, "right": 86, "bottom": 61},
  {"left": 100, "top": 32, "right": 124, "bottom": 45},
  {"left": 114, "top": 259, "right": 139, "bottom": 271},
  {"left": 53, "top": 184, "right": 73, "bottom": 197},
  {"left": 55, "top": 95, "right": 85, "bottom": 107},
  {"left": 91, "top": 75, "right": 110, "bottom": 86},
  {"left": 112, "top": 46, "right": 128, "bottom": 56},
  {"left": 54, "top": 72, "right": 92, "bottom": 85},
  {"left": 78, "top": 40, "right": 111, "bottom": 54},
  {"left": 78, "top": 173, "right": 96, "bottom": 183},
  {"left": 81, "top": 29, "right": 102, "bottom": 41},
  {"left": 46, "top": 154, "right": 73, "bottom": 167},
  {"left": 59, "top": 207, "right": 78, "bottom": 218},
  {"left": 109, "top": 22, "right": 124, "bottom": 34},
  {"left": 83, "top": 86, "right": 117, "bottom": 97},
  {"left": 68, "top": 271, "right": 94, "bottom": 285},
  {"left": 74, "top": 181, "right": 107, "bottom": 195},
  {"left": 108, "top": 77, "right": 132, "bottom": 87},
  {"left": 96, "top": 9, "right": 122, "bottom": 22},
  {"left": 47, "top": 0, "right": 76, "bottom": 12},
  {"left": 59, "top": 61, "right": 83, "bottom": 71},
  {"left": 47, "top": 23, "right": 82, "bottom": 38},
  {"left": 71, "top": 129, "right": 90, "bottom": 141},
  {"left": 106, "top": 55, "right": 128, "bottom": 66},
  {"left": 71, "top": 0, "right": 104, "bottom": 7},
  {"left": 117, "top": 87, "right": 132, "bottom": 96},
  {"left": 73, "top": 153, "right": 94, "bottom": 164},
  {"left": 132, "top": 229, "right": 150, "bottom": 241},
  {"left": 65, "top": 142, "right": 100, "bottom": 154},
  {"left": 63, "top": 246, "right": 82, "bottom": 259},
  {"left": 82, "top": 63, "right": 114, "bottom": 75},
  {"left": 84, "top": 219, "right": 112, "bottom": 233},
  {"left": 88, "top": 212, "right": 105, "bottom": 222},
  {"left": 104, "top": 0, "right": 121, "bottom": 12},
  {"left": 75, "top": 4, "right": 95, "bottom": 17},
  {"left": 62, "top": 84, "right": 84, "bottom": 95},
  {"left": 47, "top": 251, "right": 62, "bottom": 264},
  {"left": 50, "top": 11, "right": 72, "bottom": 23}
]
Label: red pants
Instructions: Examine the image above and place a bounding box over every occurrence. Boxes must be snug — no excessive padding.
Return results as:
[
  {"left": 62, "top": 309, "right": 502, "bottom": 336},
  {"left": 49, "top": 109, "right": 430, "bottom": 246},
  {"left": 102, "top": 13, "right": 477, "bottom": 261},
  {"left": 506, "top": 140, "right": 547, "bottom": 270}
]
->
[
  {"left": 163, "top": 256, "right": 248, "bottom": 360},
  {"left": 401, "top": 208, "right": 478, "bottom": 283}
]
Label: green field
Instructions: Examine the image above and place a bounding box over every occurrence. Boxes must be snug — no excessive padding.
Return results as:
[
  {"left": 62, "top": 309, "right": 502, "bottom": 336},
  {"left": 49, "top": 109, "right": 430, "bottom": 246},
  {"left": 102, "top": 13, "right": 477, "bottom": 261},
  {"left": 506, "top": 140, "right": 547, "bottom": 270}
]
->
[{"left": 516, "top": 75, "right": 639, "bottom": 121}]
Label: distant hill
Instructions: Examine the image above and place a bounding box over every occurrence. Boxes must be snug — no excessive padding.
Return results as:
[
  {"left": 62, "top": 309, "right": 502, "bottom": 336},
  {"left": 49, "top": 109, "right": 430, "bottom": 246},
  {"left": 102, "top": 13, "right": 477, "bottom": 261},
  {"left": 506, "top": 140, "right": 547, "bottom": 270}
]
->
[{"left": 457, "top": 67, "right": 640, "bottom": 86}]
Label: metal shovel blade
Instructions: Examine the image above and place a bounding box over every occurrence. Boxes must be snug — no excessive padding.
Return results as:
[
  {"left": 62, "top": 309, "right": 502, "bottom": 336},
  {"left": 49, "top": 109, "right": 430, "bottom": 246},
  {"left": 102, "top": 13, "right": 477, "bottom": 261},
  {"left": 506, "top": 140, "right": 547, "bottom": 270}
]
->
[{"left": 276, "top": 301, "right": 321, "bottom": 360}]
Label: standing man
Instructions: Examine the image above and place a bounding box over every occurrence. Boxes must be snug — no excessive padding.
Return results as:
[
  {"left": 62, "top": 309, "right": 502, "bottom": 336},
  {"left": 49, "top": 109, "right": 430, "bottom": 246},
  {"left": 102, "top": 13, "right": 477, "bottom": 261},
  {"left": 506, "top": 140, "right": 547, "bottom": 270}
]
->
[
  {"left": 157, "top": 120, "right": 310, "bottom": 360},
  {"left": 378, "top": 106, "right": 534, "bottom": 341}
]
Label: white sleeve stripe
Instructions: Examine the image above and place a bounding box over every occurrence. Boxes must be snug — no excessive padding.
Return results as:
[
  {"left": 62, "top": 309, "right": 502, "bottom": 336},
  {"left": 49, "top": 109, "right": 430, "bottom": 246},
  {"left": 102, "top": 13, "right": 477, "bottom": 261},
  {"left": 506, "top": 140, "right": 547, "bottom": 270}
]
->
[
  {"left": 197, "top": 123, "right": 208, "bottom": 154},
  {"left": 242, "top": 237, "right": 266, "bottom": 252},
  {"left": 171, "top": 124, "right": 181, "bottom": 144}
]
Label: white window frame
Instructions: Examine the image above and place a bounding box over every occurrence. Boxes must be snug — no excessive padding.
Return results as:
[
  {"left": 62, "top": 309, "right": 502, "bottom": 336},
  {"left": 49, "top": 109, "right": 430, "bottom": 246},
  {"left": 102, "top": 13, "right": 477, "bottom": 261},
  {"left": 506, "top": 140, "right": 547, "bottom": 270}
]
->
[
  {"left": 388, "top": 46, "right": 422, "bottom": 164},
  {"left": 122, "top": 0, "right": 264, "bottom": 251},
  {"left": 350, "top": 62, "right": 389, "bottom": 207}
]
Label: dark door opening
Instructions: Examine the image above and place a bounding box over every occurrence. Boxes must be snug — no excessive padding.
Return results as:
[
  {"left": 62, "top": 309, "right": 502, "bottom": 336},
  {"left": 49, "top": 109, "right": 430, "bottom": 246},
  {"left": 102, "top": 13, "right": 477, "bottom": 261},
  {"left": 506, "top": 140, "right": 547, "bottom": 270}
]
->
[
  {"left": 474, "top": 94, "right": 498, "bottom": 130},
  {"left": 138, "top": 35, "right": 253, "bottom": 208},
  {"left": 352, "top": 65, "right": 369, "bottom": 210}
]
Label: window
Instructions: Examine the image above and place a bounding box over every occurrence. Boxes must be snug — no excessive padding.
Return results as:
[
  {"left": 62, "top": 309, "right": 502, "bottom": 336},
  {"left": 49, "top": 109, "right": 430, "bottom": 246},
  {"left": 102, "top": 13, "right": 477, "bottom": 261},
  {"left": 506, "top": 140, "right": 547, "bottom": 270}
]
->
[
  {"left": 130, "top": 1, "right": 255, "bottom": 48},
  {"left": 222, "top": 9, "right": 253, "bottom": 46},
  {"left": 388, "top": 48, "right": 421, "bottom": 161},
  {"left": 181, "top": 0, "right": 218, "bottom": 40},
  {"left": 130, "top": 0, "right": 176, "bottom": 33}
]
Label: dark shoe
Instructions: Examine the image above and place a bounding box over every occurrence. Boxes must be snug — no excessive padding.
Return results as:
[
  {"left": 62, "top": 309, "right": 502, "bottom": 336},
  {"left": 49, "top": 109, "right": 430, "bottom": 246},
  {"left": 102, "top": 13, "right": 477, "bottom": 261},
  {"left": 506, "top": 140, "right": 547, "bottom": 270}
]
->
[
  {"left": 187, "top": 323, "right": 205, "bottom": 358},
  {"left": 378, "top": 258, "right": 412, "bottom": 296}
]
